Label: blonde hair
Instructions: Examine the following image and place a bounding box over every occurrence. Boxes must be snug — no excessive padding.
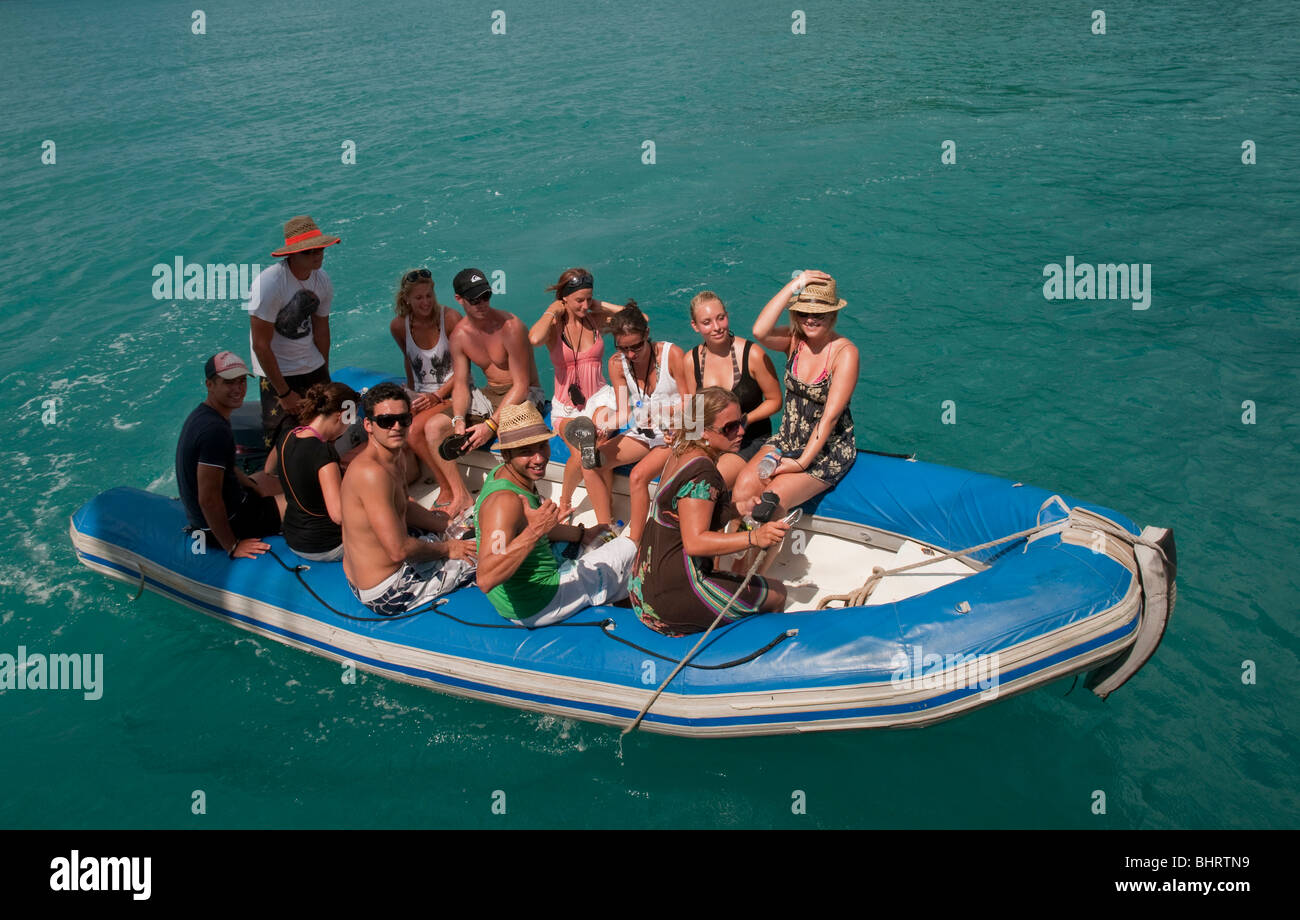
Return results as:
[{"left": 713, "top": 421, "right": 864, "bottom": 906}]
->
[
  {"left": 672, "top": 387, "right": 739, "bottom": 459},
  {"left": 394, "top": 270, "right": 441, "bottom": 320},
  {"left": 689, "top": 290, "right": 725, "bottom": 323}
]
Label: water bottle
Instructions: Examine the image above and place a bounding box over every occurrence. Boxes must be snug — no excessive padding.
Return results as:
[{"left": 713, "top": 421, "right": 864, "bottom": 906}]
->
[
  {"left": 447, "top": 507, "right": 474, "bottom": 540},
  {"left": 595, "top": 519, "right": 625, "bottom": 546},
  {"left": 757, "top": 448, "right": 782, "bottom": 480}
]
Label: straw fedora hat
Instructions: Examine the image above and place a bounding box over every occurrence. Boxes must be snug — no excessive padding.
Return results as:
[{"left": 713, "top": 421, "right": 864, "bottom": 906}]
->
[
  {"left": 787, "top": 277, "right": 847, "bottom": 314},
  {"left": 270, "top": 215, "right": 341, "bottom": 257},
  {"left": 496, "top": 402, "right": 554, "bottom": 451}
]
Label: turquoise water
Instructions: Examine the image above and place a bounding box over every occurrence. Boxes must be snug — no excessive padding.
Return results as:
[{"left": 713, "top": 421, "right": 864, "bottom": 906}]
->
[{"left": 2, "top": 0, "right": 1297, "bottom": 828}]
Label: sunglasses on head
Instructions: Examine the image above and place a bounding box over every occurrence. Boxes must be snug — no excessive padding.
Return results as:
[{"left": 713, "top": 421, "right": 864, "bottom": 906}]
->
[
  {"left": 404, "top": 268, "right": 432, "bottom": 284},
  {"left": 708, "top": 420, "right": 745, "bottom": 439},
  {"left": 370, "top": 412, "right": 413, "bottom": 430}
]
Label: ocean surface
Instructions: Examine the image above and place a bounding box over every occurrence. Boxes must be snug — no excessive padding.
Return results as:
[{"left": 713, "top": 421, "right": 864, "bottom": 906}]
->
[{"left": 1, "top": 0, "right": 1296, "bottom": 828}]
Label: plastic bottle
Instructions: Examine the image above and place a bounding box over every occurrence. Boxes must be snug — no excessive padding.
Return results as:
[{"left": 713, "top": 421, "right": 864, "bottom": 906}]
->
[
  {"left": 757, "top": 448, "right": 782, "bottom": 480},
  {"left": 595, "top": 519, "right": 625, "bottom": 545},
  {"left": 446, "top": 507, "right": 474, "bottom": 540}
]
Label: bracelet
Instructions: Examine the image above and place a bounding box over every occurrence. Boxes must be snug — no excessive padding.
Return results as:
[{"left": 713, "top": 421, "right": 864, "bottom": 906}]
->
[
  {"left": 228, "top": 541, "right": 238, "bottom": 559},
  {"left": 576, "top": 523, "right": 586, "bottom": 544},
  {"left": 747, "top": 530, "right": 753, "bottom": 548},
  {"left": 485, "top": 418, "right": 498, "bottom": 433},
  {"left": 452, "top": 415, "right": 465, "bottom": 424},
  {"left": 275, "top": 386, "right": 291, "bottom": 399}
]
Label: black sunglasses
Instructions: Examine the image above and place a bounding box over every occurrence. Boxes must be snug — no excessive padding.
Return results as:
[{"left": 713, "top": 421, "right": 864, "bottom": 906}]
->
[
  {"left": 468, "top": 292, "right": 492, "bottom": 305},
  {"left": 617, "top": 338, "right": 647, "bottom": 355},
  {"left": 370, "top": 412, "right": 413, "bottom": 429},
  {"left": 404, "top": 268, "right": 432, "bottom": 284},
  {"left": 708, "top": 420, "right": 745, "bottom": 439}
]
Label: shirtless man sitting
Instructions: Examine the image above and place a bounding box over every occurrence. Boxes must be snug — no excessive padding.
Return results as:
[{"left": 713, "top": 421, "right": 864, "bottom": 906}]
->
[
  {"left": 448, "top": 268, "right": 548, "bottom": 452},
  {"left": 341, "top": 382, "right": 477, "bottom": 616}
]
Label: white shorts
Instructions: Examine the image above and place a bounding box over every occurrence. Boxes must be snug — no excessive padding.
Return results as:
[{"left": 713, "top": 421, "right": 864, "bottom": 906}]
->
[
  {"left": 469, "top": 385, "right": 549, "bottom": 419},
  {"left": 550, "top": 384, "right": 615, "bottom": 422},
  {"left": 515, "top": 535, "right": 637, "bottom": 628}
]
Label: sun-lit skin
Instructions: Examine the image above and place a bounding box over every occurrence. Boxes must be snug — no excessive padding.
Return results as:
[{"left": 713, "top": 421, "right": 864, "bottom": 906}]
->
[
  {"left": 502, "top": 440, "right": 551, "bottom": 483},
  {"left": 364, "top": 399, "right": 412, "bottom": 454},
  {"left": 704, "top": 402, "right": 746, "bottom": 454},
  {"left": 690, "top": 298, "right": 731, "bottom": 346},
  {"left": 408, "top": 281, "right": 436, "bottom": 321},
  {"left": 204, "top": 374, "right": 247, "bottom": 415}
]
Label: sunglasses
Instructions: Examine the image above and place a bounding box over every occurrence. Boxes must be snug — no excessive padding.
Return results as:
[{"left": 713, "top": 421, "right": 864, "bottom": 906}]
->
[
  {"left": 370, "top": 412, "right": 413, "bottom": 430},
  {"left": 708, "top": 420, "right": 745, "bottom": 439},
  {"left": 404, "top": 268, "right": 432, "bottom": 284},
  {"left": 468, "top": 292, "right": 492, "bottom": 305},
  {"left": 617, "top": 338, "right": 647, "bottom": 355},
  {"left": 792, "top": 310, "right": 822, "bottom": 320}
]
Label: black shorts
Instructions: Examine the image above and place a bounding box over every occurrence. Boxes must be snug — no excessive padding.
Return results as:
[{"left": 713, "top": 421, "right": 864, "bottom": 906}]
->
[{"left": 200, "top": 487, "right": 282, "bottom": 545}]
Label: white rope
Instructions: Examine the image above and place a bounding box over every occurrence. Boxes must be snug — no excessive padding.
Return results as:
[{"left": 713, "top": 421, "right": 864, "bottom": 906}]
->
[{"left": 815, "top": 506, "right": 1171, "bottom": 610}]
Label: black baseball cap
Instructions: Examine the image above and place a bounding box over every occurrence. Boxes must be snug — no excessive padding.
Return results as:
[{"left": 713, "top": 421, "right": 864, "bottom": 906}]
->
[{"left": 453, "top": 268, "right": 492, "bottom": 301}]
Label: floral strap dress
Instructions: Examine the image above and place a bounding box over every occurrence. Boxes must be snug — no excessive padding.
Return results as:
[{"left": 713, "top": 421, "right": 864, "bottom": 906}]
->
[{"left": 770, "top": 342, "right": 856, "bottom": 485}]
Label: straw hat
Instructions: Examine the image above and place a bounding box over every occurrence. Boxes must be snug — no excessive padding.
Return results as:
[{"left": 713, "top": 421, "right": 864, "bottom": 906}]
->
[
  {"left": 787, "top": 277, "right": 847, "bottom": 314},
  {"left": 496, "top": 402, "right": 554, "bottom": 451},
  {"left": 270, "top": 215, "right": 341, "bottom": 257}
]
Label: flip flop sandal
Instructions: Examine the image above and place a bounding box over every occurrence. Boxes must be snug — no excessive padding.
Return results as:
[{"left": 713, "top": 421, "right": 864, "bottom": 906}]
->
[
  {"left": 562, "top": 417, "right": 601, "bottom": 469},
  {"left": 438, "top": 433, "right": 471, "bottom": 462}
]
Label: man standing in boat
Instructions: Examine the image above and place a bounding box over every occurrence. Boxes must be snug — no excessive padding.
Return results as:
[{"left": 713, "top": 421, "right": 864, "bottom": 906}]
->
[
  {"left": 175, "top": 351, "right": 283, "bottom": 559},
  {"left": 248, "top": 215, "right": 340, "bottom": 453},
  {"left": 447, "top": 268, "right": 547, "bottom": 451},
  {"left": 474, "top": 403, "right": 636, "bottom": 627},
  {"left": 340, "top": 383, "right": 477, "bottom": 616}
]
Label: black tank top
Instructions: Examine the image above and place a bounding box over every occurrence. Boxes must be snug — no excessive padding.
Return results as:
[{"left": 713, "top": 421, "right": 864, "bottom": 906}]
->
[{"left": 691, "top": 339, "right": 772, "bottom": 450}]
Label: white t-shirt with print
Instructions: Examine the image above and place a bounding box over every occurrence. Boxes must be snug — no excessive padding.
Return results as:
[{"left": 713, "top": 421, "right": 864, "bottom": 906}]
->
[{"left": 246, "top": 261, "right": 333, "bottom": 377}]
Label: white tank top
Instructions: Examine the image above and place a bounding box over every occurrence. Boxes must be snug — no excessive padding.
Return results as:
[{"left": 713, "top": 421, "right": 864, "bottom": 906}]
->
[
  {"left": 620, "top": 341, "right": 679, "bottom": 437},
  {"left": 405, "top": 310, "right": 453, "bottom": 394}
]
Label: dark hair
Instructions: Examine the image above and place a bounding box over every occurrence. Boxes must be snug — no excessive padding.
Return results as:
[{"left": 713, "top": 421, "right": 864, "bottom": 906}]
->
[
  {"left": 363, "top": 382, "right": 410, "bottom": 417},
  {"left": 606, "top": 299, "right": 647, "bottom": 338},
  {"left": 298, "top": 381, "right": 360, "bottom": 425}
]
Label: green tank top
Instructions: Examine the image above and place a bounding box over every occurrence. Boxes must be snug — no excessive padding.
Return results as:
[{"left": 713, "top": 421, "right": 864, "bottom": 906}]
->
[{"left": 474, "top": 465, "right": 561, "bottom": 619}]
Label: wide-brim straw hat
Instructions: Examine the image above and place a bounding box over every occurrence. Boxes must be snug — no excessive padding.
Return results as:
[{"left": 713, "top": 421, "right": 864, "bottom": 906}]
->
[
  {"left": 787, "top": 277, "right": 847, "bottom": 314},
  {"left": 496, "top": 402, "right": 554, "bottom": 451},
  {"left": 270, "top": 215, "right": 341, "bottom": 257}
]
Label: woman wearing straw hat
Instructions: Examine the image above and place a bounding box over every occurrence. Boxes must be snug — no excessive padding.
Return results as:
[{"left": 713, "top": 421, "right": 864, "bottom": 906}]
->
[
  {"left": 474, "top": 402, "right": 636, "bottom": 628},
  {"left": 248, "top": 215, "right": 341, "bottom": 457},
  {"left": 733, "top": 270, "right": 859, "bottom": 518}
]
